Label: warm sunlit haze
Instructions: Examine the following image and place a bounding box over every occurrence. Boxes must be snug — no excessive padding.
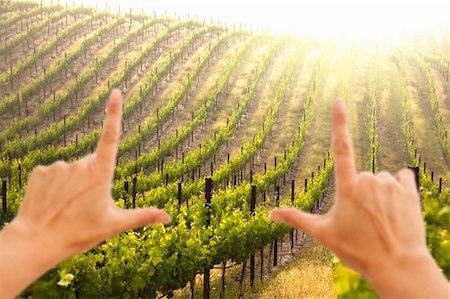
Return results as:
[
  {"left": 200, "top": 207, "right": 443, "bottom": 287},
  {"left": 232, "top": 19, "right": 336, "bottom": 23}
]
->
[{"left": 42, "top": 0, "right": 449, "bottom": 44}]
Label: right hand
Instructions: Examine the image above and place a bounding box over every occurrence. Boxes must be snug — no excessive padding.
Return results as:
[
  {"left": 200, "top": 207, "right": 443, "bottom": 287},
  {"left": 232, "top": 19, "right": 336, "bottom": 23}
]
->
[{"left": 270, "top": 99, "right": 450, "bottom": 298}]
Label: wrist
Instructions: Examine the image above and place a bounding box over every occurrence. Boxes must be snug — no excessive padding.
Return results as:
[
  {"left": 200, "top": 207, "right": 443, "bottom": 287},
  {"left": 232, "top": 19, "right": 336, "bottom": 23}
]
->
[
  {"left": 0, "top": 220, "right": 65, "bottom": 298},
  {"left": 7, "top": 219, "right": 65, "bottom": 266},
  {"left": 365, "top": 248, "right": 448, "bottom": 299}
]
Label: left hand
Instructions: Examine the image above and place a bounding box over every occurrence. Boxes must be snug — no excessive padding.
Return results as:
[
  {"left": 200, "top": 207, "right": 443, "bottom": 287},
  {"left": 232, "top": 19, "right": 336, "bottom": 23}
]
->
[{"left": 0, "top": 90, "right": 171, "bottom": 299}]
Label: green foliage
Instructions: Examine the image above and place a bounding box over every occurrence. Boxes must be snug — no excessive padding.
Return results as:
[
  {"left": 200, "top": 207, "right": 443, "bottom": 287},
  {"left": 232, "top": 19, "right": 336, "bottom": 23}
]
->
[
  {"left": 0, "top": 7, "right": 94, "bottom": 65},
  {"left": 0, "top": 14, "right": 124, "bottom": 118},
  {"left": 119, "top": 36, "right": 278, "bottom": 189},
  {"left": 1, "top": 18, "right": 183, "bottom": 150},
  {"left": 15, "top": 36, "right": 332, "bottom": 297},
  {"left": 333, "top": 264, "right": 377, "bottom": 299},
  {"left": 365, "top": 52, "right": 380, "bottom": 173},
  {"left": 0, "top": 4, "right": 56, "bottom": 30},
  {"left": 0, "top": 10, "right": 101, "bottom": 85},
  {"left": 116, "top": 27, "right": 237, "bottom": 159},
  {"left": 408, "top": 52, "right": 450, "bottom": 163}
]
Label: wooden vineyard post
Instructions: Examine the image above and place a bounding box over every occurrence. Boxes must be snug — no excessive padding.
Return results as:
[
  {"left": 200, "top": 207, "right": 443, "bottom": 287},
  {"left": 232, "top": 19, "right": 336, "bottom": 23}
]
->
[
  {"left": 260, "top": 243, "right": 264, "bottom": 283},
  {"left": 2, "top": 179, "right": 6, "bottom": 216},
  {"left": 132, "top": 175, "right": 137, "bottom": 208},
  {"left": 273, "top": 185, "right": 280, "bottom": 267},
  {"left": 219, "top": 260, "right": 226, "bottom": 299},
  {"left": 290, "top": 180, "right": 294, "bottom": 251},
  {"left": 250, "top": 185, "right": 256, "bottom": 288},
  {"left": 63, "top": 115, "right": 67, "bottom": 147},
  {"left": 124, "top": 180, "right": 129, "bottom": 207},
  {"left": 203, "top": 178, "right": 213, "bottom": 299},
  {"left": 177, "top": 182, "right": 182, "bottom": 211},
  {"left": 238, "top": 260, "right": 247, "bottom": 299},
  {"left": 372, "top": 147, "right": 375, "bottom": 174},
  {"left": 439, "top": 178, "right": 442, "bottom": 194},
  {"left": 408, "top": 166, "right": 420, "bottom": 193},
  {"left": 10, "top": 62, "right": 13, "bottom": 90},
  {"left": 18, "top": 164, "right": 22, "bottom": 189}
]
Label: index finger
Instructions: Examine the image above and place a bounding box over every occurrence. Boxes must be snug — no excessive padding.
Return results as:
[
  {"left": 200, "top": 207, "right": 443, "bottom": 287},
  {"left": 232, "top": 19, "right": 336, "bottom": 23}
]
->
[
  {"left": 96, "top": 89, "right": 123, "bottom": 175},
  {"left": 332, "top": 98, "right": 357, "bottom": 191}
]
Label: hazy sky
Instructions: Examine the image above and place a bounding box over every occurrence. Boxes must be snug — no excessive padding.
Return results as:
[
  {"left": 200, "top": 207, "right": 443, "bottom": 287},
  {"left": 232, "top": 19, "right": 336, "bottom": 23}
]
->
[{"left": 45, "top": 0, "right": 449, "bottom": 40}]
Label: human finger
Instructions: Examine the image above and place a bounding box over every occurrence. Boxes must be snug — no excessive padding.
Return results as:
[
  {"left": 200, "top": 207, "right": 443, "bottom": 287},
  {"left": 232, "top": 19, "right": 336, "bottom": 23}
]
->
[
  {"left": 269, "top": 208, "right": 324, "bottom": 240},
  {"left": 110, "top": 207, "right": 172, "bottom": 234},
  {"left": 396, "top": 168, "right": 420, "bottom": 199},
  {"left": 95, "top": 89, "right": 123, "bottom": 176},
  {"left": 332, "top": 98, "right": 357, "bottom": 193},
  {"left": 377, "top": 171, "right": 399, "bottom": 186}
]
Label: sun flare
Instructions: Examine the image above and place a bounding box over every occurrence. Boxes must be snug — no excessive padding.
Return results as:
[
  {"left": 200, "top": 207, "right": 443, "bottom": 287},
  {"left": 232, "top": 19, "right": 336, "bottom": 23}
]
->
[{"left": 45, "top": 0, "right": 449, "bottom": 44}]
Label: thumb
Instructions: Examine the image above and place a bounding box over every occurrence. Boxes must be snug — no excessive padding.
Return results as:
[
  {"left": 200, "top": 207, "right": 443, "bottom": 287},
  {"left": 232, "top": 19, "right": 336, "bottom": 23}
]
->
[
  {"left": 111, "top": 208, "right": 172, "bottom": 233},
  {"left": 269, "top": 208, "right": 324, "bottom": 239}
]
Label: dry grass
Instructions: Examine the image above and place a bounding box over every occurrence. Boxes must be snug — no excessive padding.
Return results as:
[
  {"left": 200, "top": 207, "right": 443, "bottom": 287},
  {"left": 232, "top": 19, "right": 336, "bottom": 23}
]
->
[
  {"left": 406, "top": 63, "right": 450, "bottom": 181},
  {"left": 430, "top": 68, "right": 450, "bottom": 134},
  {"left": 172, "top": 177, "right": 337, "bottom": 299},
  {"left": 172, "top": 237, "right": 337, "bottom": 299},
  {"left": 377, "top": 58, "right": 411, "bottom": 172},
  {"left": 255, "top": 241, "right": 336, "bottom": 299}
]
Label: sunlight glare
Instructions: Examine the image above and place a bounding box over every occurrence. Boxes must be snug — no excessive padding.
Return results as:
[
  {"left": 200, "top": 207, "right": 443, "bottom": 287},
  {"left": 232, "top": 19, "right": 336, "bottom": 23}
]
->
[{"left": 53, "top": 0, "right": 448, "bottom": 43}]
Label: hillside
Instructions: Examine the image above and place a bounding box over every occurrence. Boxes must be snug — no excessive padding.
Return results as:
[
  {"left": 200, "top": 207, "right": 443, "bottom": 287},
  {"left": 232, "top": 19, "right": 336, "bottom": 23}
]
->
[{"left": 0, "top": 1, "right": 449, "bottom": 298}]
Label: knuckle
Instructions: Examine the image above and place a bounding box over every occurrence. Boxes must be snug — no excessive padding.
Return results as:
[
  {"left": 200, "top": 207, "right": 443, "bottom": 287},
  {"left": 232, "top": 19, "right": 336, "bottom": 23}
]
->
[
  {"left": 402, "top": 185, "right": 419, "bottom": 201},
  {"left": 399, "top": 168, "right": 414, "bottom": 179},
  {"left": 332, "top": 138, "right": 352, "bottom": 155},
  {"left": 51, "top": 161, "right": 67, "bottom": 170},
  {"left": 101, "top": 128, "right": 119, "bottom": 144},
  {"left": 107, "top": 101, "right": 120, "bottom": 114},
  {"left": 357, "top": 172, "right": 375, "bottom": 187},
  {"left": 377, "top": 171, "right": 395, "bottom": 183},
  {"left": 377, "top": 171, "right": 390, "bottom": 177},
  {"left": 410, "top": 189, "right": 421, "bottom": 201},
  {"left": 333, "top": 109, "right": 346, "bottom": 124},
  {"left": 383, "top": 179, "right": 399, "bottom": 194},
  {"left": 32, "top": 165, "right": 47, "bottom": 177},
  {"left": 85, "top": 154, "right": 97, "bottom": 169}
]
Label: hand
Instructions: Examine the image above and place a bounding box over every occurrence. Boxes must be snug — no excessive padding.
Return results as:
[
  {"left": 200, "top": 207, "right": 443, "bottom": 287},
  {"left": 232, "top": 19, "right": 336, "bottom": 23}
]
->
[
  {"left": 0, "top": 90, "right": 171, "bottom": 299},
  {"left": 270, "top": 99, "right": 450, "bottom": 298}
]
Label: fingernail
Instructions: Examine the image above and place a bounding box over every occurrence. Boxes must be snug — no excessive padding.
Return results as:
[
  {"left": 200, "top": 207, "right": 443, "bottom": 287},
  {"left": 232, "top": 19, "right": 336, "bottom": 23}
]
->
[
  {"left": 110, "top": 89, "right": 123, "bottom": 102},
  {"left": 334, "top": 98, "right": 345, "bottom": 112},
  {"left": 269, "top": 211, "right": 284, "bottom": 222}
]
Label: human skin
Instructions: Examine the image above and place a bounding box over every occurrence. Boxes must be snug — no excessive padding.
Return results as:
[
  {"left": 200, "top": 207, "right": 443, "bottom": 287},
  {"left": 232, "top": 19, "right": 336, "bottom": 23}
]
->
[
  {"left": 0, "top": 90, "right": 171, "bottom": 299},
  {"left": 270, "top": 99, "right": 450, "bottom": 299}
]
